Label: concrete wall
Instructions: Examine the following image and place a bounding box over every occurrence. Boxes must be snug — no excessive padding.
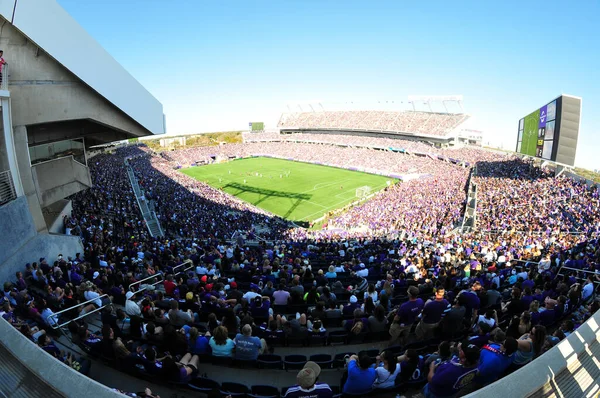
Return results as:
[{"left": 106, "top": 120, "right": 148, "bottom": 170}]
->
[
  {"left": 0, "top": 229, "right": 83, "bottom": 286},
  {"left": 0, "top": 313, "right": 124, "bottom": 398},
  {"left": 31, "top": 156, "right": 91, "bottom": 208},
  {"left": 43, "top": 199, "right": 72, "bottom": 234},
  {"left": 0, "top": 0, "right": 164, "bottom": 136},
  {"left": 0, "top": 196, "right": 36, "bottom": 266},
  {"left": 0, "top": 19, "right": 154, "bottom": 138},
  {"left": 13, "top": 125, "right": 47, "bottom": 233}
]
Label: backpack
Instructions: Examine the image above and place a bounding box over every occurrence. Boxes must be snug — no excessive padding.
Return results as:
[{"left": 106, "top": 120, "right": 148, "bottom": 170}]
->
[{"left": 351, "top": 320, "right": 364, "bottom": 335}]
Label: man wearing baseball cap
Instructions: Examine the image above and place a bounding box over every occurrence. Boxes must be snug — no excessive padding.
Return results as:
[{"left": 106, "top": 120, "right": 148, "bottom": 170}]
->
[{"left": 284, "top": 361, "right": 332, "bottom": 398}]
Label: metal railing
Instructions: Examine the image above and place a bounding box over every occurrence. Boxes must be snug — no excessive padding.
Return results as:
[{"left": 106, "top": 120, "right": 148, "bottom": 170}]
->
[
  {"left": 0, "top": 170, "right": 17, "bottom": 206},
  {"left": 173, "top": 259, "right": 194, "bottom": 276},
  {"left": 47, "top": 293, "right": 110, "bottom": 329},
  {"left": 1, "top": 64, "right": 8, "bottom": 90},
  {"left": 556, "top": 266, "right": 600, "bottom": 285},
  {"left": 128, "top": 259, "right": 194, "bottom": 295},
  {"left": 128, "top": 273, "right": 165, "bottom": 296}
]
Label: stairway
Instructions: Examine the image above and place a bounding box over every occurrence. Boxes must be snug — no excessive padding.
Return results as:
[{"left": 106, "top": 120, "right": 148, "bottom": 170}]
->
[{"left": 124, "top": 158, "right": 163, "bottom": 238}]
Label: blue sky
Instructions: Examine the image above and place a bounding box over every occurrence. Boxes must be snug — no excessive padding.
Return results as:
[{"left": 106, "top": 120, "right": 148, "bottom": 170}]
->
[{"left": 58, "top": 0, "right": 599, "bottom": 170}]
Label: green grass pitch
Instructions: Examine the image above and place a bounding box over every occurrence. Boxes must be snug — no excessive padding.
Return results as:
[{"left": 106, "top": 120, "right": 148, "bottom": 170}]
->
[{"left": 180, "top": 157, "right": 394, "bottom": 222}]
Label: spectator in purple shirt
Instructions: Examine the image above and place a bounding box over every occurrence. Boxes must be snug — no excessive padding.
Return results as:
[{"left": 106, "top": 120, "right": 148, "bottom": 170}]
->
[
  {"left": 273, "top": 283, "right": 291, "bottom": 306},
  {"left": 390, "top": 286, "right": 424, "bottom": 345},
  {"left": 416, "top": 287, "right": 450, "bottom": 340},
  {"left": 424, "top": 342, "right": 480, "bottom": 398}
]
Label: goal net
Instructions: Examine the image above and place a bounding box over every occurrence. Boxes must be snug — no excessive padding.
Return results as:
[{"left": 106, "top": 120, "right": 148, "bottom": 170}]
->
[{"left": 355, "top": 186, "right": 372, "bottom": 198}]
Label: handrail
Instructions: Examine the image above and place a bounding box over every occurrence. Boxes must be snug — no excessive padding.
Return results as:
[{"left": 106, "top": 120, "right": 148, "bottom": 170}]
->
[
  {"left": 556, "top": 266, "right": 600, "bottom": 283},
  {"left": 47, "top": 293, "right": 110, "bottom": 329},
  {"left": 129, "top": 260, "right": 194, "bottom": 295},
  {"left": 172, "top": 259, "right": 194, "bottom": 276},
  {"left": 0, "top": 63, "right": 8, "bottom": 90},
  {"left": 128, "top": 273, "right": 165, "bottom": 296},
  {"left": 0, "top": 169, "right": 17, "bottom": 206}
]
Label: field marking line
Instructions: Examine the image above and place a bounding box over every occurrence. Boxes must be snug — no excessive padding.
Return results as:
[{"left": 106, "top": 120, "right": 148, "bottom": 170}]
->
[
  {"left": 302, "top": 178, "right": 352, "bottom": 194},
  {"left": 299, "top": 182, "right": 389, "bottom": 221}
]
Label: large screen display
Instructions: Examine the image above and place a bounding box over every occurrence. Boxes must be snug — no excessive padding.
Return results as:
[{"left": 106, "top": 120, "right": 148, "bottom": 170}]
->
[{"left": 517, "top": 98, "right": 559, "bottom": 161}]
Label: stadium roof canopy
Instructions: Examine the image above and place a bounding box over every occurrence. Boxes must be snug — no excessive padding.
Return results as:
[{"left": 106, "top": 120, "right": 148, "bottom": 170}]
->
[{"left": 0, "top": 0, "right": 165, "bottom": 141}]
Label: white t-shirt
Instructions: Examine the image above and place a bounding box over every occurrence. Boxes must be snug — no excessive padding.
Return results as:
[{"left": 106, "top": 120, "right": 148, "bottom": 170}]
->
[
  {"left": 582, "top": 282, "right": 594, "bottom": 301},
  {"left": 373, "top": 363, "right": 401, "bottom": 389},
  {"left": 364, "top": 291, "right": 378, "bottom": 303},
  {"left": 41, "top": 308, "right": 57, "bottom": 326},
  {"left": 243, "top": 291, "right": 261, "bottom": 301},
  {"left": 84, "top": 290, "right": 103, "bottom": 307}
]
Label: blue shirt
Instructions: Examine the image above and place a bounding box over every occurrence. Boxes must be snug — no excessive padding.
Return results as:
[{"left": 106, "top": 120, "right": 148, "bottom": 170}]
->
[
  {"left": 477, "top": 343, "right": 514, "bottom": 384},
  {"left": 209, "top": 337, "right": 235, "bottom": 357},
  {"left": 234, "top": 334, "right": 262, "bottom": 360},
  {"left": 343, "top": 360, "right": 376, "bottom": 394},
  {"left": 189, "top": 335, "right": 210, "bottom": 355}
]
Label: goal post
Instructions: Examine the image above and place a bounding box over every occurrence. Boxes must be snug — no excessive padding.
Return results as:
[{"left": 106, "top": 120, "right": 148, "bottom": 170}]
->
[{"left": 355, "top": 185, "right": 372, "bottom": 198}]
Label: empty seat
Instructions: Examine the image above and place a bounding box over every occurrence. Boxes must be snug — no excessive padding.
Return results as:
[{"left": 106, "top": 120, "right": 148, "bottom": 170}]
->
[
  {"left": 284, "top": 354, "right": 307, "bottom": 371},
  {"left": 328, "top": 331, "right": 348, "bottom": 345},
  {"left": 221, "top": 381, "right": 250, "bottom": 397},
  {"left": 249, "top": 385, "right": 280, "bottom": 398},
  {"left": 257, "top": 354, "right": 282, "bottom": 370},
  {"left": 188, "top": 377, "right": 220, "bottom": 393},
  {"left": 309, "top": 354, "right": 333, "bottom": 369}
]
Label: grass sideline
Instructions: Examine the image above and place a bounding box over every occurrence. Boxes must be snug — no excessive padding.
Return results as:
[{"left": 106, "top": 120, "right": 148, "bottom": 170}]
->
[{"left": 181, "top": 157, "right": 394, "bottom": 223}]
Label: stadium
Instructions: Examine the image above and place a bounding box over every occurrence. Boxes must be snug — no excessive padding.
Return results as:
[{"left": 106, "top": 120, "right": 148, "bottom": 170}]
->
[{"left": 0, "top": 2, "right": 598, "bottom": 398}]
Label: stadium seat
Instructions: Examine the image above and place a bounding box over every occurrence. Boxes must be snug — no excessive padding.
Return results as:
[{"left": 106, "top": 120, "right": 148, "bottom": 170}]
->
[
  {"left": 347, "top": 332, "right": 368, "bottom": 344},
  {"left": 249, "top": 385, "right": 280, "bottom": 398},
  {"left": 257, "top": 354, "right": 282, "bottom": 370},
  {"left": 307, "top": 334, "right": 327, "bottom": 346},
  {"left": 323, "top": 315, "right": 342, "bottom": 328},
  {"left": 221, "top": 382, "right": 250, "bottom": 397},
  {"left": 334, "top": 352, "right": 354, "bottom": 368},
  {"left": 188, "top": 377, "right": 220, "bottom": 393},
  {"left": 365, "top": 349, "right": 380, "bottom": 361},
  {"left": 309, "top": 354, "right": 334, "bottom": 369},
  {"left": 211, "top": 355, "right": 233, "bottom": 367},
  {"left": 284, "top": 355, "right": 307, "bottom": 371},
  {"left": 328, "top": 331, "right": 348, "bottom": 345}
]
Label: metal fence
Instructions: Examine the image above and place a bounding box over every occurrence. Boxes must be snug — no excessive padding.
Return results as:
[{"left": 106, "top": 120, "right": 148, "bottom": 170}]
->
[
  {"left": 47, "top": 293, "right": 111, "bottom": 329},
  {"left": 0, "top": 170, "right": 17, "bottom": 206},
  {"left": 1, "top": 64, "right": 8, "bottom": 90}
]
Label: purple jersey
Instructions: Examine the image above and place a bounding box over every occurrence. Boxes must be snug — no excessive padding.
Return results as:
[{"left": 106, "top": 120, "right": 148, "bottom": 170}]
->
[{"left": 398, "top": 299, "right": 424, "bottom": 325}]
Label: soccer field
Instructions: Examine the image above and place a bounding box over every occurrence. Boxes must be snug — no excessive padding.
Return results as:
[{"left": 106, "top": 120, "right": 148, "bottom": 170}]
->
[{"left": 180, "top": 157, "right": 394, "bottom": 222}]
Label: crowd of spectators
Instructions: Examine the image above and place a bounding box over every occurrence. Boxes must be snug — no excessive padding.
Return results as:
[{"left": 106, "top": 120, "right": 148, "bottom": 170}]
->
[
  {"left": 475, "top": 159, "right": 600, "bottom": 235},
  {"left": 2, "top": 137, "right": 600, "bottom": 397},
  {"left": 277, "top": 111, "right": 469, "bottom": 137},
  {"left": 242, "top": 131, "right": 502, "bottom": 165}
]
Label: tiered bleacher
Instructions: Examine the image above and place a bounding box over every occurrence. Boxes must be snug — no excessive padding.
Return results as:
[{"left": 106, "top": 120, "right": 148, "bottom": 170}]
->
[
  {"left": 278, "top": 111, "right": 469, "bottom": 137},
  {"left": 2, "top": 138, "right": 599, "bottom": 398}
]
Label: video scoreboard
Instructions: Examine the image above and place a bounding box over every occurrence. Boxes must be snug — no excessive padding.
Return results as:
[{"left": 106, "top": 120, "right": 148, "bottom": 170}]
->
[{"left": 516, "top": 95, "right": 581, "bottom": 166}]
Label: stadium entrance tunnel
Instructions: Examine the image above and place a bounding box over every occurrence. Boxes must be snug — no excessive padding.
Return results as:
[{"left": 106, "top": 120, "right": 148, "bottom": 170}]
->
[{"left": 223, "top": 182, "right": 313, "bottom": 220}]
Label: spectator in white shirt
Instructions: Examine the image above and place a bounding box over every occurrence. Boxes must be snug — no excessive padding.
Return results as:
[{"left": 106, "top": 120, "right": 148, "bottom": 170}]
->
[
  {"left": 84, "top": 283, "right": 103, "bottom": 308},
  {"left": 582, "top": 276, "right": 595, "bottom": 302},
  {"left": 125, "top": 291, "right": 142, "bottom": 317},
  {"left": 356, "top": 263, "right": 369, "bottom": 277},
  {"left": 196, "top": 264, "right": 208, "bottom": 275}
]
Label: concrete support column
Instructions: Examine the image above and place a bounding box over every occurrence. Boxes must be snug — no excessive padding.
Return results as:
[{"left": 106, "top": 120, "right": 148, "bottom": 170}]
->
[
  {"left": 13, "top": 125, "right": 47, "bottom": 233},
  {"left": 1, "top": 97, "right": 24, "bottom": 197}
]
